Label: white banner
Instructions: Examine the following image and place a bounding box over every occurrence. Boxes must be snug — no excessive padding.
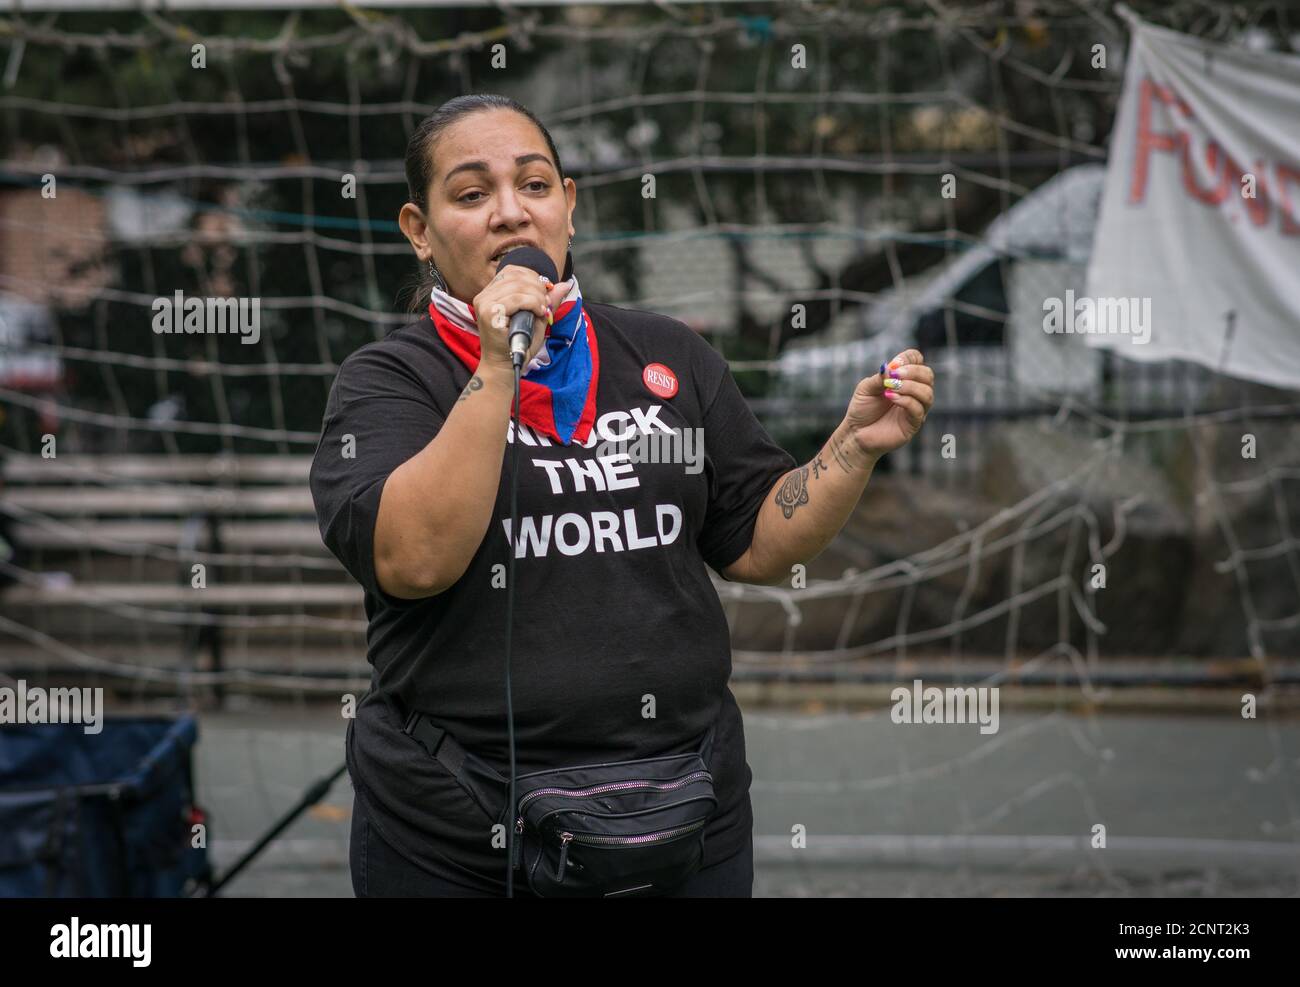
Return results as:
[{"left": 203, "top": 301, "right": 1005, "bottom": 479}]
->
[{"left": 1083, "top": 17, "right": 1300, "bottom": 389}]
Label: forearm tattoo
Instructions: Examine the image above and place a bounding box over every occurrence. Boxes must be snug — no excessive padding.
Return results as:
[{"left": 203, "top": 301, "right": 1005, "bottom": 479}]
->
[
  {"left": 810, "top": 453, "right": 830, "bottom": 480},
  {"left": 828, "top": 431, "right": 861, "bottom": 475},
  {"left": 774, "top": 466, "right": 810, "bottom": 519},
  {"left": 458, "top": 374, "right": 484, "bottom": 402}
]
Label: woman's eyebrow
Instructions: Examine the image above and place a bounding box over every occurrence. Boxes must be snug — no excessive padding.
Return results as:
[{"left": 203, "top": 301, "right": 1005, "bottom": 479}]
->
[{"left": 442, "top": 153, "right": 553, "bottom": 186}]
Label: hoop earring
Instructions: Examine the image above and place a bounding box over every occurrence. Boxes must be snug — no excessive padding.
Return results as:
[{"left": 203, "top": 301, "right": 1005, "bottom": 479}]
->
[{"left": 427, "top": 259, "right": 448, "bottom": 294}]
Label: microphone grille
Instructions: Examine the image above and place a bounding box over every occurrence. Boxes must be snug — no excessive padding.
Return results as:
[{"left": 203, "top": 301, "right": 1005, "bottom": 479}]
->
[{"left": 498, "top": 245, "right": 558, "bottom": 283}]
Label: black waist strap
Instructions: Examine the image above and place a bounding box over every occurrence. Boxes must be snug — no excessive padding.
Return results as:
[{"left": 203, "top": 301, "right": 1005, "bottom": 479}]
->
[
  {"left": 399, "top": 705, "right": 511, "bottom": 826},
  {"left": 398, "top": 702, "right": 717, "bottom": 824},
  {"left": 401, "top": 707, "right": 470, "bottom": 779}
]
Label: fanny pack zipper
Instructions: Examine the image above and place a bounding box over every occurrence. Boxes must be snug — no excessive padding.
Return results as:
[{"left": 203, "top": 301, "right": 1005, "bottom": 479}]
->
[
  {"left": 511, "top": 772, "right": 713, "bottom": 879},
  {"left": 517, "top": 769, "right": 712, "bottom": 813},
  {"left": 554, "top": 819, "right": 707, "bottom": 882}
]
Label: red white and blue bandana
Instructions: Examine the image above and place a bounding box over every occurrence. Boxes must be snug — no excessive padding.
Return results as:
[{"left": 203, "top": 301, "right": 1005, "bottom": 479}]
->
[{"left": 428, "top": 274, "right": 600, "bottom": 445}]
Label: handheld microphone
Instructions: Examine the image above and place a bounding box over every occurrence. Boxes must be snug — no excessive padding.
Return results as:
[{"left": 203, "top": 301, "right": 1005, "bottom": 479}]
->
[{"left": 498, "top": 245, "right": 560, "bottom": 370}]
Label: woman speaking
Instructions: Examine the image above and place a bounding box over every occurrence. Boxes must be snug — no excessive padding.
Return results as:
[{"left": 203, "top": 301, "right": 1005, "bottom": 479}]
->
[{"left": 310, "top": 94, "right": 935, "bottom": 897}]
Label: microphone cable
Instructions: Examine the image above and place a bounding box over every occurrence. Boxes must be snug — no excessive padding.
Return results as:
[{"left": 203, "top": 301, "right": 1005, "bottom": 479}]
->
[
  {"left": 501, "top": 253, "right": 557, "bottom": 898},
  {"left": 503, "top": 348, "right": 524, "bottom": 898}
]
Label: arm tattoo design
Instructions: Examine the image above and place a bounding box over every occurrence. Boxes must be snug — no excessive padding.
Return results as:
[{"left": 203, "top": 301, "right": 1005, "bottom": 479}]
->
[
  {"left": 829, "top": 432, "right": 859, "bottom": 475},
  {"left": 774, "top": 466, "right": 810, "bottom": 519},
  {"left": 809, "top": 453, "right": 830, "bottom": 480},
  {"left": 458, "top": 375, "right": 484, "bottom": 402}
]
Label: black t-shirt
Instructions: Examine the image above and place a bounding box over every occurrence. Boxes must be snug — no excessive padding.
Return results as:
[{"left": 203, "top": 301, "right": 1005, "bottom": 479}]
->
[{"left": 309, "top": 299, "right": 796, "bottom": 893}]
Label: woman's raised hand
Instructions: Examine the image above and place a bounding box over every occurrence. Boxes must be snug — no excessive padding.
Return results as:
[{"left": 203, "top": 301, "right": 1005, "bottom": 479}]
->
[
  {"left": 473, "top": 266, "right": 574, "bottom": 378},
  {"left": 841, "top": 348, "right": 936, "bottom": 459}
]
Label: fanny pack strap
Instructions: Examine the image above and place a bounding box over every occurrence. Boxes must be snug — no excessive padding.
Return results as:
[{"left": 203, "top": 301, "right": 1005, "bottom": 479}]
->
[
  {"left": 401, "top": 706, "right": 717, "bottom": 808},
  {"left": 402, "top": 707, "right": 501, "bottom": 782},
  {"left": 698, "top": 721, "right": 716, "bottom": 764}
]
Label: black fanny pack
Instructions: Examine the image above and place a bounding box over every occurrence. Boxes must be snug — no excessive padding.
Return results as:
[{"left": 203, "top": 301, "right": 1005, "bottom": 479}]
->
[{"left": 400, "top": 707, "right": 718, "bottom": 898}]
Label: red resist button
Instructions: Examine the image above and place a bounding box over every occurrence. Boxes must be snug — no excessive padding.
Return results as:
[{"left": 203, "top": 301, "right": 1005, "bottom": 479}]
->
[{"left": 643, "top": 362, "right": 679, "bottom": 399}]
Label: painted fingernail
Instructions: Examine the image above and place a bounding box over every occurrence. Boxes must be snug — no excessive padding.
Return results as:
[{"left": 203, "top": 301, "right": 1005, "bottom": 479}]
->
[
  {"left": 889, "top": 369, "right": 902, "bottom": 379},
  {"left": 879, "top": 363, "right": 888, "bottom": 376},
  {"left": 883, "top": 377, "right": 902, "bottom": 390},
  {"left": 885, "top": 390, "right": 898, "bottom": 399}
]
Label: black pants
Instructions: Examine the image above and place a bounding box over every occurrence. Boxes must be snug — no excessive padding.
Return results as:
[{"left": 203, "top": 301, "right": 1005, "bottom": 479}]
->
[{"left": 349, "top": 793, "right": 753, "bottom": 898}]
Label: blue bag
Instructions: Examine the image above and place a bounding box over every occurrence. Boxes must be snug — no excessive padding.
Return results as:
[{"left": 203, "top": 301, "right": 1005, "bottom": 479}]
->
[{"left": 0, "top": 714, "right": 211, "bottom": 897}]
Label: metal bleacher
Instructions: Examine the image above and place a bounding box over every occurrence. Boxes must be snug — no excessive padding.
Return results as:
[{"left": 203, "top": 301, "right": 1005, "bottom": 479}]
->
[{"left": 0, "top": 454, "right": 368, "bottom": 699}]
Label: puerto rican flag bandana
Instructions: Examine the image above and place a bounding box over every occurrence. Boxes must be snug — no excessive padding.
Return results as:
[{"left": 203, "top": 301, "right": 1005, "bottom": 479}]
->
[{"left": 428, "top": 273, "right": 600, "bottom": 445}]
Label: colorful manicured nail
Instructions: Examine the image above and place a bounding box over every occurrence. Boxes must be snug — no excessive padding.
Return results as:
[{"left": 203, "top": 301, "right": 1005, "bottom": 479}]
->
[
  {"left": 883, "top": 377, "right": 902, "bottom": 391},
  {"left": 889, "top": 368, "right": 902, "bottom": 379},
  {"left": 884, "top": 390, "right": 898, "bottom": 399},
  {"left": 879, "top": 363, "right": 888, "bottom": 376}
]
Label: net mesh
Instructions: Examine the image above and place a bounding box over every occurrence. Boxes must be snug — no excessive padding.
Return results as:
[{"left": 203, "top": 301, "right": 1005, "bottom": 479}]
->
[{"left": 1, "top": 0, "right": 1298, "bottom": 895}]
